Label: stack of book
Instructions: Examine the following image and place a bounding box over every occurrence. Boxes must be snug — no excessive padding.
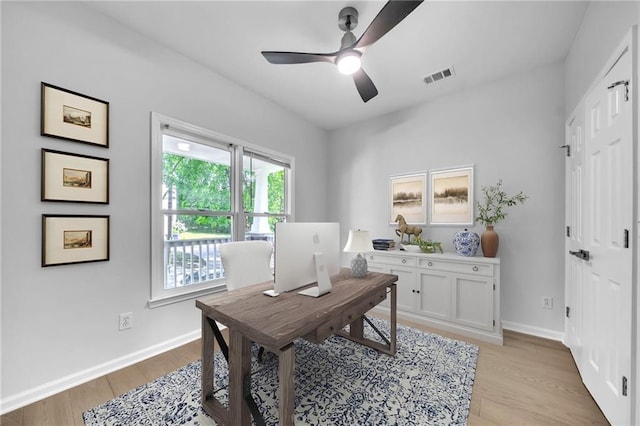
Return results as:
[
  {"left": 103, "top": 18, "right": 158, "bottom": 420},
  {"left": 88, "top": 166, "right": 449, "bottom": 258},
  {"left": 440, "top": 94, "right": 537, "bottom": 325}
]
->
[{"left": 372, "top": 239, "right": 395, "bottom": 251}]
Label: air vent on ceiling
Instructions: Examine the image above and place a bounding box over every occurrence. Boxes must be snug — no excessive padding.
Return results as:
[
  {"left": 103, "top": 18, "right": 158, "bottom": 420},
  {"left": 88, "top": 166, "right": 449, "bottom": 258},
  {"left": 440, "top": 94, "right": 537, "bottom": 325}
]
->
[{"left": 423, "top": 66, "right": 455, "bottom": 85}]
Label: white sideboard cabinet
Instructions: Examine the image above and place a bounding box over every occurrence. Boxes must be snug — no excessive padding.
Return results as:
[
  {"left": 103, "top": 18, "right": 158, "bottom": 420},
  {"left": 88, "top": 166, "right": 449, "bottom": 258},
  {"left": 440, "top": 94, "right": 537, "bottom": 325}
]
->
[{"left": 367, "top": 251, "right": 502, "bottom": 345}]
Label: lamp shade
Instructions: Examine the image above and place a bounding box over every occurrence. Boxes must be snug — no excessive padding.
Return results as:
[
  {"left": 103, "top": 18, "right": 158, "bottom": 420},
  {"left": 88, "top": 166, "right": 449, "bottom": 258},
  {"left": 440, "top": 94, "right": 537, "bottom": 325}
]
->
[{"left": 343, "top": 230, "right": 374, "bottom": 253}]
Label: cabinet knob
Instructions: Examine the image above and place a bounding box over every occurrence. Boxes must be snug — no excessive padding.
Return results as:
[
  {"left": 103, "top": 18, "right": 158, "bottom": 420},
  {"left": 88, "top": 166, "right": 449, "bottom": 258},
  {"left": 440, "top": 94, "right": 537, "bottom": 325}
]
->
[
  {"left": 472, "top": 266, "right": 479, "bottom": 272},
  {"left": 412, "top": 289, "right": 415, "bottom": 293},
  {"left": 402, "top": 258, "right": 407, "bottom": 264},
  {"left": 416, "top": 290, "right": 420, "bottom": 294},
  {"left": 369, "top": 256, "right": 374, "bottom": 261},
  {"left": 427, "top": 261, "right": 433, "bottom": 266}
]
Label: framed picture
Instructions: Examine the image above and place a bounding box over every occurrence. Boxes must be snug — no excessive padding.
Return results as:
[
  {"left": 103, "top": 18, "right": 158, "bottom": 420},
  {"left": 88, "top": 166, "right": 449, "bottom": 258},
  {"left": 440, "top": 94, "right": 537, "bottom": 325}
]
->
[
  {"left": 389, "top": 172, "right": 427, "bottom": 225},
  {"left": 41, "top": 149, "right": 109, "bottom": 204},
  {"left": 42, "top": 215, "right": 110, "bottom": 267},
  {"left": 429, "top": 165, "right": 474, "bottom": 225},
  {"left": 41, "top": 82, "right": 109, "bottom": 147}
]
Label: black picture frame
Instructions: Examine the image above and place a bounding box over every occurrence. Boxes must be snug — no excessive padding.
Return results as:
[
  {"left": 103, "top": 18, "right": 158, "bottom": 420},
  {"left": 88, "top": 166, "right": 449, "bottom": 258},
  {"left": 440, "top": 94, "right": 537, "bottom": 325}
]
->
[
  {"left": 41, "top": 148, "right": 109, "bottom": 204},
  {"left": 41, "top": 82, "right": 109, "bottom": 147},
  {"left": 42, "top": 214, "right": 110, "bottom": 267}
]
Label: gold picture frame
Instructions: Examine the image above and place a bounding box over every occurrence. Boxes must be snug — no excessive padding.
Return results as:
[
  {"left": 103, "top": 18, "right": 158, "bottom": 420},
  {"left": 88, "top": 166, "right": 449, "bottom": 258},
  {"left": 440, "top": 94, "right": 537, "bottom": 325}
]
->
[
  {"left": 42, "top": 215, "right": 110, "bottom": 267},
  {"left": 389, "top": 172, "right": 427, "bottom": 225},
  {"left": 41, "top": 82, "right": 109, "bottom": 147},
  {"left": 429, "top": 166, "right": 474, "bottom": 225},
  {"left": 41, "top": 149, "right": 109, "bottom": 204}
]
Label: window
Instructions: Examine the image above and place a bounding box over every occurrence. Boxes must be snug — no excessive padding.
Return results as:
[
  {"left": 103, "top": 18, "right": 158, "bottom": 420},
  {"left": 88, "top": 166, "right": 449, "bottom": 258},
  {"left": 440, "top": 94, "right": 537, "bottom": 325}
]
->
[{"left": 150, "top": 113, "right": 292, "bottom": 307}]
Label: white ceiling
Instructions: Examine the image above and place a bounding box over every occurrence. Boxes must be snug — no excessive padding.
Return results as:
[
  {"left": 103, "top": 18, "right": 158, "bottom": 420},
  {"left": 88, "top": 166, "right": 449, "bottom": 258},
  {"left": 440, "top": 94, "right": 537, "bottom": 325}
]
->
[{"left": 86, "top": 1, "right": 588, "bottom": 130}]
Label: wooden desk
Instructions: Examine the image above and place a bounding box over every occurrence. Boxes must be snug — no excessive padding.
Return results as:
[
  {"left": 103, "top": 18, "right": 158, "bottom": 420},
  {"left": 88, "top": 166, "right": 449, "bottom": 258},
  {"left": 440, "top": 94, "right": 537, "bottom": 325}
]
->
[{"left": 196, "top": 269, "right": 398, "bottom": 426}]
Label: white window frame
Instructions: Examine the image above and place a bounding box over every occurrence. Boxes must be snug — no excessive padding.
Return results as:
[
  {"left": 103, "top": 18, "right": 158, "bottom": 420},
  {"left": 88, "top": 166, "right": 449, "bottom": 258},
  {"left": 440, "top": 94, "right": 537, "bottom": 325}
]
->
[{"left": 149, "top": 113, "right": 294, "bottom": 307}]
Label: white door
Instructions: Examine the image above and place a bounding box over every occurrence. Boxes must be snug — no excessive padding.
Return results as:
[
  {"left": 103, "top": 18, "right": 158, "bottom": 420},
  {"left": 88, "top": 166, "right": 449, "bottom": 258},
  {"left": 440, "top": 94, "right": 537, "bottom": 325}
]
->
[
  {"left": 564, "top": 101, "right": 586, "bottom": 369},
  {"left": 451, "top": 273, "right": 494, "bottom": 332},
  {"left": 389, "top": 266, "right": 417, "bottom": 312},
  {"left": 416, "top": 270, "right": 450, "bottom": 320},
  {"left": 580, "top": 33, "right": 633, "bottom": 425}
]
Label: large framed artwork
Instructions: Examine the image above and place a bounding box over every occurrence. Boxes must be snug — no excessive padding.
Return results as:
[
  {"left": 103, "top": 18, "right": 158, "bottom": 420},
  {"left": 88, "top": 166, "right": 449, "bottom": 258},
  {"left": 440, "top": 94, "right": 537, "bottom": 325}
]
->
[
  {"left": 41, "top": 149, "right": 109, "bottom": 204},
  {"left": 41, "top": 82, "right": 109, "bottom": 147},
  {"left": 389, "top": 172, "right": 427, "bottom": 225},
  {"left": 429, "top": 166, "right": 474, "bottom": 225},
  {"left": 42, "top": 215, "right": 110, "bottom": 267}
]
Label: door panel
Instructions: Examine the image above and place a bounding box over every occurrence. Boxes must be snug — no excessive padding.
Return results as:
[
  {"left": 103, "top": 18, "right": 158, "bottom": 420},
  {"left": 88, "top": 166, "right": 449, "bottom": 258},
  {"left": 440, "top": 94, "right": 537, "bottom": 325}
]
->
[
  {"left": 390, "top": 266, "right": 416, "bottom": 312},
  {"left": 565, "top": 102, "right": 586, "bottom": 360},
  {"left": 452, "top": 274, "right": 493, "bottom": 331},
  {"left": 579, "top": 34, "right": 633, "bottom": 425},
  {"left": 416, "top": 270, "right": 450, "bottom": 320}
]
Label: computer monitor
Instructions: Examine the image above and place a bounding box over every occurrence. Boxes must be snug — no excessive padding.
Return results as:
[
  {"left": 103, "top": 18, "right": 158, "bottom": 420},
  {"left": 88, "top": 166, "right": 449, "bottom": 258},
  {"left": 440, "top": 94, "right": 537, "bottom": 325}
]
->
[{"left": 274, "top": 222, "right": 340, "bottom": 297}]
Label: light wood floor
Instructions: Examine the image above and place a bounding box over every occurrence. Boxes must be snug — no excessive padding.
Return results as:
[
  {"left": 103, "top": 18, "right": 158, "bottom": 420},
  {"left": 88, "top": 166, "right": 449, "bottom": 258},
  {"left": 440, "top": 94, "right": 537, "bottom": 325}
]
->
[{"left": 1, "top": 318, "right": 608, "bottom": 426}]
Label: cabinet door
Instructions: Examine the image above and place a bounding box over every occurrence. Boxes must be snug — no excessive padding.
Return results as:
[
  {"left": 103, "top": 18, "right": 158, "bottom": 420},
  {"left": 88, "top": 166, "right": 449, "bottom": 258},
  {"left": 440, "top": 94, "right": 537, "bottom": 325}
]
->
[
  {"left": 388, "top": 266, "right": 416, "bottom": 312},
  {"left": 452, "top": 273, "right": 493, "bottom": 331},
  {"left": 416, "top": 270, "right": 451, "bottom": 320}
]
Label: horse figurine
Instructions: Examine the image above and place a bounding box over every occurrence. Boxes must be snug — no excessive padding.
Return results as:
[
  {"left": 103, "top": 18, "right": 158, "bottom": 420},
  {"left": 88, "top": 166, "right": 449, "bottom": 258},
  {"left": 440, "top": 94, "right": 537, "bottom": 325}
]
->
[{"left": 395, "top": 214, "right": 423, "bottom": 243}]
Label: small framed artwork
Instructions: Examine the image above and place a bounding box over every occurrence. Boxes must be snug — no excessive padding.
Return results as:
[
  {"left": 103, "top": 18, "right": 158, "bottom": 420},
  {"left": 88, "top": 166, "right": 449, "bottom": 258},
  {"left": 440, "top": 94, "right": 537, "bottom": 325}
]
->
[
  {"left": 389, "top": 172, "right": 427, "bottom": 225},
  {"left": 41, "top": 82, "right": 109, "bottom": 147},
  {"left": 41, "top": 149, "right": 109, "bottom": 204},
  {"left": 429, "top": 165, "right": 474, "bottom": 225},
  {"left": 42, "top": 215, "right": 110, "bottom": 267}
]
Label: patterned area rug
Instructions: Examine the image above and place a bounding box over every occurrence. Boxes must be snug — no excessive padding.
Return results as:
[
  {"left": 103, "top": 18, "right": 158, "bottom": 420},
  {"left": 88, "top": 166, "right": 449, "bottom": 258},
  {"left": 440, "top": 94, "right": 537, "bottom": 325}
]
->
[{"left": 84, "top": 318, "right": 478, "bottom": 425}]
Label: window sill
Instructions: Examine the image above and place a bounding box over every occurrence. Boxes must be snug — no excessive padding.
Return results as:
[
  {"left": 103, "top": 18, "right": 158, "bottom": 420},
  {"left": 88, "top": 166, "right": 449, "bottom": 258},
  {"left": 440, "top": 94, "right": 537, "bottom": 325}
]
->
[{"left": 148, "top": 283, "right": 227, "bottom": 309}]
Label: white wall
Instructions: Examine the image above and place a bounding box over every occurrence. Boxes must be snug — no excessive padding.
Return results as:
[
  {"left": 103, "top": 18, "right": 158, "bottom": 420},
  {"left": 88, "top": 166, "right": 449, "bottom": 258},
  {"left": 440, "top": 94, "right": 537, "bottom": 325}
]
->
[
  {"left": 564, "top": 1, "right": 640, "bottom": 114},
  {"left": 0, "top": 2, "right": 328, "bottom": 411},
  {"left": 328, "top": 63, "right": 566, "bottom": 335}
]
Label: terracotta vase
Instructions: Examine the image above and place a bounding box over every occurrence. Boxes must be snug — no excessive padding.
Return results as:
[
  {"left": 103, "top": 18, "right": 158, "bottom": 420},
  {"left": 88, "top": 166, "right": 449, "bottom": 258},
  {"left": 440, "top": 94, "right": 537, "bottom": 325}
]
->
[{"left": 481, "top": 225, "right": 499, "bottom": 258}]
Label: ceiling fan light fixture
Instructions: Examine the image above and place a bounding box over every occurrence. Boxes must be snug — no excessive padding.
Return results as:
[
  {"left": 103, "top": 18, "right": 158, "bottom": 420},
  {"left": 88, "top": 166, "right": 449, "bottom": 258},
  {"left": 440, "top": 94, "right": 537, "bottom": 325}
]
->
[{"left": 337, "top": 50, "right": 362, "bottom": 75}]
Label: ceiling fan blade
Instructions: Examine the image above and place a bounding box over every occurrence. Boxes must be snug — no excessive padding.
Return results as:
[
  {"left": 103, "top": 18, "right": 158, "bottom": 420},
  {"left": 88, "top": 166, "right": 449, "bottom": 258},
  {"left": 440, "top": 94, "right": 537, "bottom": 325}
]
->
[
  {"left": 261, "top": 51, "right": 337, "bottom": 65},
  {"left": 355, "top": 0, "right": 424, "bottom": 49},
  {"left": 353, "top": 68, "right": 378, "bottom": 102}
]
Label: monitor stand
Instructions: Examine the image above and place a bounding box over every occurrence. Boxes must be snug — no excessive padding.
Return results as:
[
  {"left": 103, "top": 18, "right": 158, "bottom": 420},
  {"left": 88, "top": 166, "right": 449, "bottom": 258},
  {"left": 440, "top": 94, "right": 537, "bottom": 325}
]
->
[{"left": 298, "top": 252, "right": 332, "bottom": 297}]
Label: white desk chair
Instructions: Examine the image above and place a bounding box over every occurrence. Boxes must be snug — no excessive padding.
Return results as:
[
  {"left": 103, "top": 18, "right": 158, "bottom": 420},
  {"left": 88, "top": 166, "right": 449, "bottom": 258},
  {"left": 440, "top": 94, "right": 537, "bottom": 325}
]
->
[{"left": 220, "top": 240, "right": 274, "bottom": 361}]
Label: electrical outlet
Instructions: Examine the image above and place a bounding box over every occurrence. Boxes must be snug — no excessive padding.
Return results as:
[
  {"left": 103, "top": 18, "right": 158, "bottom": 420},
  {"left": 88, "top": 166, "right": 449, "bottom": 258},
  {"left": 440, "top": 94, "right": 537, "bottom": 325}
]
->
[
  {"left": 542, "top": 297, "right": 553, "bottom": 310},
  {"left": 119, "top": 312, "right": 133, "bottom": 330}
]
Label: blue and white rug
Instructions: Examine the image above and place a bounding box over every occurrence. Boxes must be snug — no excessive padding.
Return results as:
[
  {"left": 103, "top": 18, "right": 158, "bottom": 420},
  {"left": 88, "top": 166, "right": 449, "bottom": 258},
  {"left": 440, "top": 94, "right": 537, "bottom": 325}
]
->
[{"left": 83, "top": 318, "right": 478, "bottom": 425}]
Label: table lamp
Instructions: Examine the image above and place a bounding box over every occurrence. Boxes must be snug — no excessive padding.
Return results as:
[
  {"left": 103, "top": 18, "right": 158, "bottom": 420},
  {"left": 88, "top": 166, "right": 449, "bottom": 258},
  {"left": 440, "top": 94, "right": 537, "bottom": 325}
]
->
[{"left": 343, "top": 229, "right": 374, "bottom": 278}]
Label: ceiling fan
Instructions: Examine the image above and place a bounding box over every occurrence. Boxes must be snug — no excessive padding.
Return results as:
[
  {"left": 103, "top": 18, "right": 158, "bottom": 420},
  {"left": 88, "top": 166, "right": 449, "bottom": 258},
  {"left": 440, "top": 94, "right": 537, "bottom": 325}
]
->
[{"left": 261, "top": 0, "right": 424, "bottom": 103}]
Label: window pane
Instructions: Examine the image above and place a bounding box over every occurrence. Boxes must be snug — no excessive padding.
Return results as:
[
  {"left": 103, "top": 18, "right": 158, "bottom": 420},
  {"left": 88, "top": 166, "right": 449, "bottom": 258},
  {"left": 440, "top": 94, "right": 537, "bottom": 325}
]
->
[
  {"left": 244, "top": 215, "right": 285, "bottom": 271},
  {"left": 244, "top": 215, "right": 286, "bottom": 242},
  {"left": 164, "top": 214, "right": 231, "bottom": 288},
  {"left": 163, "top": 135, "right": 231, "bottom": 212},
  {"left": 243, "top": 154, "right": 286, "bottom": 216}
]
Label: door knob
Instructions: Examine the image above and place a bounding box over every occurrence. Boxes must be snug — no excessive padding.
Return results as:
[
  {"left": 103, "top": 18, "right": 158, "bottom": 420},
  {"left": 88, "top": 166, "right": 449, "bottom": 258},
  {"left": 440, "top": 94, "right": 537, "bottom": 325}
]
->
[{"left": 569, "top": 249, "right": 590, "bottom": 261}]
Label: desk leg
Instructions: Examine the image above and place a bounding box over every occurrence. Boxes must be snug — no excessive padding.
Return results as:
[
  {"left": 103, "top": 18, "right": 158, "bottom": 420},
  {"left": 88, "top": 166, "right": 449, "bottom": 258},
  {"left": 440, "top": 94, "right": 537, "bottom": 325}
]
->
[
  {"left": 201, "top": 313, "right": 215, "bottom": 409},
  {"left": 334, "top": 283, "right": 397, "bottom": 356},
  {"left": 278, "top": 343, "right": 296, "bottom": 426},
  {"left": 390, "top": 283, "right": 397, "bottom": 354},
  {"left": 229, "top": 329, "right": 252, "bottom": 426},
  {"left": 349, "top": 317, "right": 364, "bottom": 340}
]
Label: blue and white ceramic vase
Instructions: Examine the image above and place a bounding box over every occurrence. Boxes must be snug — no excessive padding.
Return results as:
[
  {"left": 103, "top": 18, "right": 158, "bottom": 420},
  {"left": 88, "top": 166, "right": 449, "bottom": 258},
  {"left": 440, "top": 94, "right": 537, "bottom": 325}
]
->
[{"left": 453, "top": 228, "right": 480, "bottom": 257}]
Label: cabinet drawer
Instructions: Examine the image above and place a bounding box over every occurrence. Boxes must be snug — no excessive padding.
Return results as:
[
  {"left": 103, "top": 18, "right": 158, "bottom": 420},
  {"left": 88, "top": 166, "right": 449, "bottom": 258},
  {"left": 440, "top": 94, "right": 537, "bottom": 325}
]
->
[
  {"left": 341, "top": 288, "right": 387, "bottom": 325},
  {"left": 303, "top": 288, "right": 387, "bottom": 344},
  {"left": 367, "top": 253, "right": 416, "bottom": 267},
  {"left": 304, "top": 318, "right": 342, "bottom": 344},
  {"left": 417, "top": 258, "right": 494, "bottom": 277}
]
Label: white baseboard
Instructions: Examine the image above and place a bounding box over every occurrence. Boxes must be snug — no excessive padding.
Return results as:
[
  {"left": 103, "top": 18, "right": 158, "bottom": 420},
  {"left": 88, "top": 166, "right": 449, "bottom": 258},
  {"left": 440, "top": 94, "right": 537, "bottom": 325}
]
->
[
  {"left": 0, "top": 329, "right": 201, "bottom": 415},
  {"left": 502, "top": 320, "right": 565, "bottom": 342}
]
